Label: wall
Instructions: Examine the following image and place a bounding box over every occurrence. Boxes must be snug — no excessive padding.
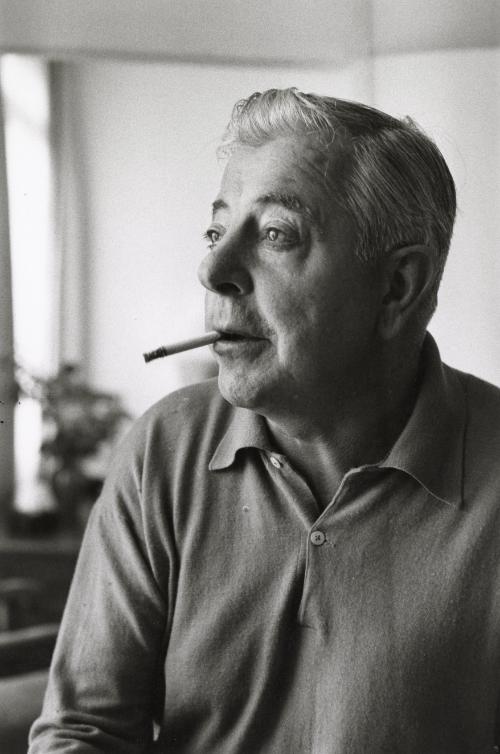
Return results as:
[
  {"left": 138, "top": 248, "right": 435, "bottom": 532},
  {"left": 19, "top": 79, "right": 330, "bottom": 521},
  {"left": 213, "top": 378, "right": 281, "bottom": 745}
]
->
[{"left": 374, "top": 48, "right": 500, "bottom": 385}]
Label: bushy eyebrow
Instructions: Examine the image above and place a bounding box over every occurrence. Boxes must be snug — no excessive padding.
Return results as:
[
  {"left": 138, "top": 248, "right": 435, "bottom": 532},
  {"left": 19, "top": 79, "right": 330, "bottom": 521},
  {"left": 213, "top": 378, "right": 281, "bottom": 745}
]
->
[
  {"left": 211, "top": 198, "right": 228, "bottom": 216},
  {"left": 212, "top": 193, "right": 322, "bottom": 229},
  {"left": 256, "top": 193, "right": 318, "bottom": 224}
]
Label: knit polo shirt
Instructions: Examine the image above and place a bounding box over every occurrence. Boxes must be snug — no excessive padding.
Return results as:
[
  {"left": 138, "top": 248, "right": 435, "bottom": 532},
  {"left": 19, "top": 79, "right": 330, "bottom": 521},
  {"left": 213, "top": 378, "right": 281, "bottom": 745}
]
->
[{"left": 30, "top": 335, "right": 500, "bottom": 753}]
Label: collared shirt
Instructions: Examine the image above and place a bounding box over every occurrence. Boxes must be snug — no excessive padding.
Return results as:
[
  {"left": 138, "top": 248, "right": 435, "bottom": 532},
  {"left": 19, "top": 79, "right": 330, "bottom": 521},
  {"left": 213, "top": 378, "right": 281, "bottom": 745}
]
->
[{"left": 30, "top": 335, "right": 500, "bottom": 753}]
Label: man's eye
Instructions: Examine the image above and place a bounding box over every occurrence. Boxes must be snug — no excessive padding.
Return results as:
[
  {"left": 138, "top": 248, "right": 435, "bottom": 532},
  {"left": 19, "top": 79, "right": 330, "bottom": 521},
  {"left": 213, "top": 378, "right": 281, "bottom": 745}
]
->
[
  {"left": 263, "top": 226, "right": 298, "bottom": 248},
  {"left": 266, "top": 228, "right": 281, "bottom": 242},
  {"left": 203, "top": 229, "right": 221, "bottom": 247}
]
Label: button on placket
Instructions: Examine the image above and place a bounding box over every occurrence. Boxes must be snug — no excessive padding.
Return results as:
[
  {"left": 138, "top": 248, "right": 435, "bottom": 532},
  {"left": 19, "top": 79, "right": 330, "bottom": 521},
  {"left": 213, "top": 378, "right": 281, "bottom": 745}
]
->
[
  {"left": 270, "top": 456, "right": 282, "bottom": 469},
  {"left": 310, "top": 530, "right": 326, "bottom": 546},
  {"left": 298, "top": 528, "right": 329, "bottom": 627}
]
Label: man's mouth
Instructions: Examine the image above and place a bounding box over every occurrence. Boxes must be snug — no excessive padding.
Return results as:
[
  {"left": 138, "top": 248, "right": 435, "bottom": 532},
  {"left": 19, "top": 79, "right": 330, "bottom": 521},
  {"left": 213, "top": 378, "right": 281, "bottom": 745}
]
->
[
  {"left": 212, "top": 329, "right": 267, "bottom": 352},
  {"left": 217, "top": 331, "right": 254, "bottom": 341}
]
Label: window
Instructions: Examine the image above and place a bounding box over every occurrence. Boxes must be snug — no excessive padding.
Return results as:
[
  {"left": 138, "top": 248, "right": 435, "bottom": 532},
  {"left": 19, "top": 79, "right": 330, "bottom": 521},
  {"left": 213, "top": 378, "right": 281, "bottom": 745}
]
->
[
  {"left": 1, "top": 55, "right": 57, "bottom": 375},
  {"left": 1, "top": 55, "right": 57, "bottom": 513}
]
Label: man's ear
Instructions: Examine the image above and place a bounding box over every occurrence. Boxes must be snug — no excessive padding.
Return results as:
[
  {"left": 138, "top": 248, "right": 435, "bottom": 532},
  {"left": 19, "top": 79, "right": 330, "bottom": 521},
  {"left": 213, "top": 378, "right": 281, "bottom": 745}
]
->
[{"left": 377, "top": 245, "right": 436, "bottom": 340}]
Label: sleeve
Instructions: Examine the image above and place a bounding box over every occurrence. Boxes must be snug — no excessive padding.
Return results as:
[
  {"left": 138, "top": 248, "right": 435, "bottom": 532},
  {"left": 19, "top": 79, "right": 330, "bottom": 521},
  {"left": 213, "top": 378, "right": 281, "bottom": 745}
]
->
[{"left": 28, "top": 423, "right": 171, "bottom": 753}]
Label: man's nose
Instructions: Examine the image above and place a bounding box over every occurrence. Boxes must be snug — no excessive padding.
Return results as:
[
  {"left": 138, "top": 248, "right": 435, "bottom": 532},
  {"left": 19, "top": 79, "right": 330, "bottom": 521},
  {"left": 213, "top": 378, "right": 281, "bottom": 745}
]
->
[{"left": 197, "top": 235, "right": 252, "bottom": 296}]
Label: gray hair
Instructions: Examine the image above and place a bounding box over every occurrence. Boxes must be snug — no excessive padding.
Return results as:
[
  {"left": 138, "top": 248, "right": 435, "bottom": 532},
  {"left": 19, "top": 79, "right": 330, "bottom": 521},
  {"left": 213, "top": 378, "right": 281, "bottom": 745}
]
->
[{"left": 219, "top": 88, "right": 456, "bottom": 325}]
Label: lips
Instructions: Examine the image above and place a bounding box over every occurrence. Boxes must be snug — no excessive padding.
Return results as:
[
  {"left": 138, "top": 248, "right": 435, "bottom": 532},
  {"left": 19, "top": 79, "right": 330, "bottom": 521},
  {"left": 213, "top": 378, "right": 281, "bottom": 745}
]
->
[
  {"left": 211, "top": 328, "right": 267, "bottom": 353},
  {"left": 216, "top": 329, "right": 261, "bottom": 341}
]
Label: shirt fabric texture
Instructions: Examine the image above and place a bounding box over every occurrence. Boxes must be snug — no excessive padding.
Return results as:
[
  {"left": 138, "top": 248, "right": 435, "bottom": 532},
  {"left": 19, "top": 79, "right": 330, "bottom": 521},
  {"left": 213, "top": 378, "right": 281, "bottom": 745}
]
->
[{"left": 29, "top": 335, "right": 500, "bottom": 753}]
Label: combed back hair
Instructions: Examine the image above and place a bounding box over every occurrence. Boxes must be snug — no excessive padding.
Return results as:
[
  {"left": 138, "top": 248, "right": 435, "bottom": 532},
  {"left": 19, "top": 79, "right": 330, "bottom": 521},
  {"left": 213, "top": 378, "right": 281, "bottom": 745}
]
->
[{"left": 219, "top": 88, "right": 457, "bottom": 325}]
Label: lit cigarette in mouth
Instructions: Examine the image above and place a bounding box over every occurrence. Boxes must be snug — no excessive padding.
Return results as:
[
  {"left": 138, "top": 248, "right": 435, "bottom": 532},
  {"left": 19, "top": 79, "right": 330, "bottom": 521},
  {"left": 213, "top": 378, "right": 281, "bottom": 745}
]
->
[{"left": 143, "top": 331, "right": 220, "bottom": 363}]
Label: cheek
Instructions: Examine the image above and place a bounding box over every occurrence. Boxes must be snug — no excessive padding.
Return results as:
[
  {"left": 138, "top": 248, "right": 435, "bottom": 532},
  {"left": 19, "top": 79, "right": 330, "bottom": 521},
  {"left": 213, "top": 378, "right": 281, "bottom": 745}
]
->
[
  {"left": 270, "top": 298, "right": 320, "bottom": 366},
  {"left": 274, "top": 279, "right": 376, "bottom": 361}
]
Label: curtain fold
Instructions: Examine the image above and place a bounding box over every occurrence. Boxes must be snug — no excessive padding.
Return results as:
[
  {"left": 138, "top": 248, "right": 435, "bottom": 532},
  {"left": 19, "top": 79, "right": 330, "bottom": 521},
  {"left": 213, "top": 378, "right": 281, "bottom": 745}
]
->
[{"left": 51, "top": 61, "right": 89, "bottom": 373}]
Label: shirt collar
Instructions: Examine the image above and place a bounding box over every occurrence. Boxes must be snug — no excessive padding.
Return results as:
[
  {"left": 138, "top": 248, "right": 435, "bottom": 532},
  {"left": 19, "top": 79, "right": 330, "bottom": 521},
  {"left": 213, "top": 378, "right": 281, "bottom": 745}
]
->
[
  {"left": 208, "top": 406, "right": 276, "bottom": 471},
  {"left": 379, "top": 333, "right": 466, "bottom": 508},
  {"left": 209, "top": 333, "right": 466, "bottom": 508}
]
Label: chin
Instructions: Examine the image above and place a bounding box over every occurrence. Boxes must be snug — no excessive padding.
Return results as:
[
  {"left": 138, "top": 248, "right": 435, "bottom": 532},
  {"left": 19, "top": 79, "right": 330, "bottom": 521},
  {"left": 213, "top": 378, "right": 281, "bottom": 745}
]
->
[{"left": 216, "top": 367, "right": 271, "bottom": 411}]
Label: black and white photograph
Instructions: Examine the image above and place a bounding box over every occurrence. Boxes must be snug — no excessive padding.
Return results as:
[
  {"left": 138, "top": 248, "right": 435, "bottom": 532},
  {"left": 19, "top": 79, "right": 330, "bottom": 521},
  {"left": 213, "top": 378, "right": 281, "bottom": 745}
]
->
[{"left": 1, "top": 2, "right": 500, "bottom": 752}]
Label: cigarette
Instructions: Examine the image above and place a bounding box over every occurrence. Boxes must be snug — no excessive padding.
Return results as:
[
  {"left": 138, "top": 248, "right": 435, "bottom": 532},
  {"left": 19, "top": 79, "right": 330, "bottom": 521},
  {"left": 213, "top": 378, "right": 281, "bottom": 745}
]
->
[{"left": 143, "top": 331, "right": 220, "bottom": 363}]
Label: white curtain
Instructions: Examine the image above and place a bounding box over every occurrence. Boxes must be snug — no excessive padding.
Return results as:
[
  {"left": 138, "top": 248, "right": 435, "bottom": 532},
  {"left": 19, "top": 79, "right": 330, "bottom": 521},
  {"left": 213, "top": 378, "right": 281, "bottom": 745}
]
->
[{"left": 0, "top": 91, "right": 14, "bottom": 508}]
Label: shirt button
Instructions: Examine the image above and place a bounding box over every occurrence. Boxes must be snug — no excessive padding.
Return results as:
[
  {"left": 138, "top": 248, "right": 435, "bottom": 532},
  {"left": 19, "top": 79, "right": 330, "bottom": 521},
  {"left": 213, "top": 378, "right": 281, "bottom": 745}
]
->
[
  {"left": 270, "top": 456, "right": 282, "bottom": 468},
  {"left": 310, "top": 530, "right": 326, "bottom": 546}
]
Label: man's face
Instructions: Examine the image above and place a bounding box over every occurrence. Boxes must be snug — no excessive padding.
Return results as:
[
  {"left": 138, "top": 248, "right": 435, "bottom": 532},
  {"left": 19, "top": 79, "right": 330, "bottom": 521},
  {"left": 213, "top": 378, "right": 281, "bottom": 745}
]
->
[{"left": 198, "top": 136, "right": 383, "bottom": 417}]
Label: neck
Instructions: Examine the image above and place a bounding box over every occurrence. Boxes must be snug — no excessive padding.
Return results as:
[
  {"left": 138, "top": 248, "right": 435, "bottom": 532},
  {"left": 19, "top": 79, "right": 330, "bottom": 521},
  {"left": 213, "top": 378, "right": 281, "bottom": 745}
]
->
[{"left": 265, "top": 341, "right": 424, "bottom": 507}]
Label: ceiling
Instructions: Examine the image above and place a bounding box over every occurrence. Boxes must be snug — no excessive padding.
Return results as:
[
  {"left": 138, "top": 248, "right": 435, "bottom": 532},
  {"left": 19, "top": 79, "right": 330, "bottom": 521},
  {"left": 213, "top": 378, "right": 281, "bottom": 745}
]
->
[{"left": 0, "top": 0, "right": 498, "bottom": 65}]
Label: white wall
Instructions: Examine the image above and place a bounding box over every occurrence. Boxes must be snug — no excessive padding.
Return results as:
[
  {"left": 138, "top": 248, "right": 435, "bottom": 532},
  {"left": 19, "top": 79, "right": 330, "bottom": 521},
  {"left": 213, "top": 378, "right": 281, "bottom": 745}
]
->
[
  {"left": 71, "top": 59, "right": 372, "bottom": 416},
  {"left": 374, "top": 48, "right": 500, "bottom": 386}
]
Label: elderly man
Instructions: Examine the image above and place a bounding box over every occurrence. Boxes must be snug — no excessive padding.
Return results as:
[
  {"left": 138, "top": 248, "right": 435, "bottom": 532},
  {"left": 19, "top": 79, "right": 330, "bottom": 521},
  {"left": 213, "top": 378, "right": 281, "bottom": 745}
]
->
[{"left": 30, "top": 89, "right": 500, "bottom": 753}]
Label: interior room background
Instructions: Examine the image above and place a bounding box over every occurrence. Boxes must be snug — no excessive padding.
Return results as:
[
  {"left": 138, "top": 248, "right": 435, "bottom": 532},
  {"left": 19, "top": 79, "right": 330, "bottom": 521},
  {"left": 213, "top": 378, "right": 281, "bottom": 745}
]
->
[
  {"left": 0, "top": 2, "right": 499, "bottom": 751},
  {"left": 0, "top": 0, "right": 499, "bottom": 506}
]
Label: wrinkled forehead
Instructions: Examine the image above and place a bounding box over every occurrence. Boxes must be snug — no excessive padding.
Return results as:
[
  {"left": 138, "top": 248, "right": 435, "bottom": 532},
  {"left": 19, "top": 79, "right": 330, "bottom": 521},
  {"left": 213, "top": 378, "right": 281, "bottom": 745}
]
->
[{"left": 218, "top": 136, "right": 348, "bottom": 212}]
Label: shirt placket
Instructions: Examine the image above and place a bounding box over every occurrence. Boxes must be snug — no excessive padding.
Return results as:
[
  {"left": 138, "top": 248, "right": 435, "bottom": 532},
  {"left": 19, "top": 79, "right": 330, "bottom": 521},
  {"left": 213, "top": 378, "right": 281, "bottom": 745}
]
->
[
  {"left": 263, "top": 451, "right": 360, "bottom": 630},
  {"left": 297, "top": 471, "right": 359, "bottom": 630}
]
